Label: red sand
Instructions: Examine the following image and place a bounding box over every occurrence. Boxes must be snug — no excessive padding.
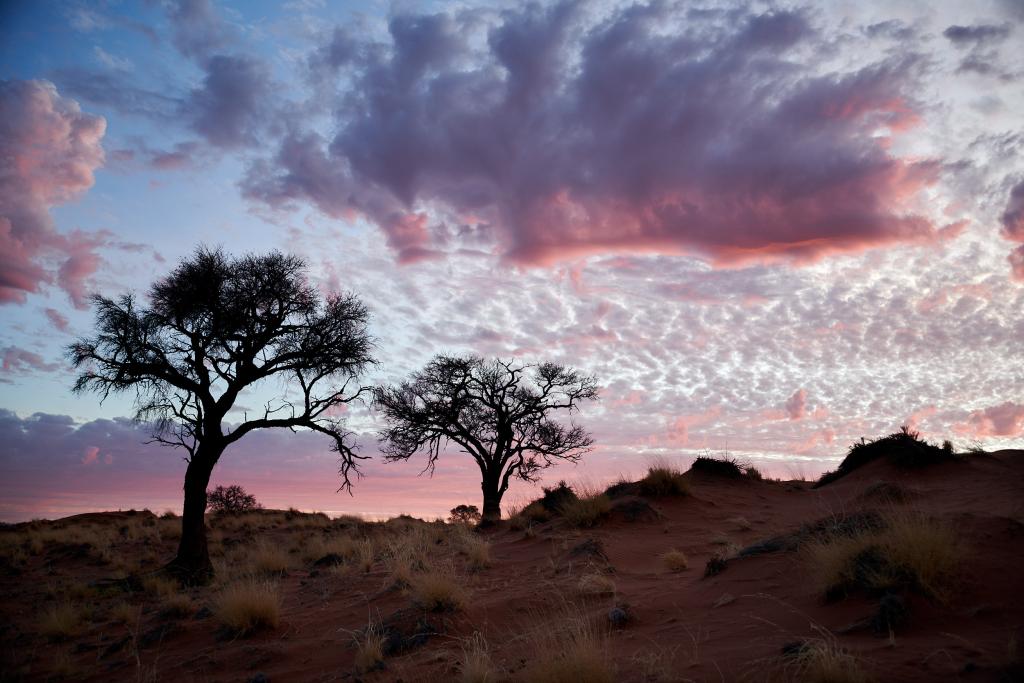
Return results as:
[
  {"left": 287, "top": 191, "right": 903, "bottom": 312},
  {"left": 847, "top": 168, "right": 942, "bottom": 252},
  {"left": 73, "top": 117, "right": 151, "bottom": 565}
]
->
[{"left": 1, "top": 450, "right": 1021, "bottom": 681}]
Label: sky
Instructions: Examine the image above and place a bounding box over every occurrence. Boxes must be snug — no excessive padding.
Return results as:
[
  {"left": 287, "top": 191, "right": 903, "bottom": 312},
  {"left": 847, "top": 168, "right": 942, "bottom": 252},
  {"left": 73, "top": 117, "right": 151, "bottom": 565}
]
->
[{"left": 1, "top": 0, "right": 1023, "bottom": 522}]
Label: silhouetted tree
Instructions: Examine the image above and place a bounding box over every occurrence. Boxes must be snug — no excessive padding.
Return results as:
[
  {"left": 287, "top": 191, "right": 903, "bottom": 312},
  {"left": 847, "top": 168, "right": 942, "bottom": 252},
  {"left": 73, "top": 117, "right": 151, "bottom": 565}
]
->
[
  {"left": 448, "top": 504, "right": 481, "bottom": 525},
  {"left": 207, "top": 484, "right": 262, "bottom": 514},
  {"left": 70, "top": 247, "right": 375, "bottom": 582},
  {"left": 375, "top": 356, "right": 598, "bottom": 525}
]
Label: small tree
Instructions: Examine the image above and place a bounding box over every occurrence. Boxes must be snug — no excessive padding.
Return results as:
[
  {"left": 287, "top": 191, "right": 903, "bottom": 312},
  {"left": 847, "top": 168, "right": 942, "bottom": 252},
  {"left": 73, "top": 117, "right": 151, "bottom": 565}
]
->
[
  {"left": 375, "top": 356, "right": 598, "bottom": 524},
  {"left": 70, "top": 247, "right": 375, "bottom": 582},
  {"left": 448, "top": 504, "right": 481, "bottom": 526},
  {"left": 207, "top": 485, "right": 262, "bottom": 514}
]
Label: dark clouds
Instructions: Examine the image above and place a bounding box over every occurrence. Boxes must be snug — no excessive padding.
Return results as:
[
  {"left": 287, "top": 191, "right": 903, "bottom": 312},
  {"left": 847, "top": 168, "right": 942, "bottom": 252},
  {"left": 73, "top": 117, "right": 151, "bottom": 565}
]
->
[
  {"left": 244, "top": 3, "right": 947, "bottom": 267},
  {"left": 1002, "top": 180, "right": 1024, "bottom": 279},
  {"left": 186, "top": 55, "right": 270, "bottom": 148},
  {"left": 0, "top": 80, "right": 106, "bottom": 307},
  {"left": 943, "top": 23, "right": 1012, "bottom": 45}
]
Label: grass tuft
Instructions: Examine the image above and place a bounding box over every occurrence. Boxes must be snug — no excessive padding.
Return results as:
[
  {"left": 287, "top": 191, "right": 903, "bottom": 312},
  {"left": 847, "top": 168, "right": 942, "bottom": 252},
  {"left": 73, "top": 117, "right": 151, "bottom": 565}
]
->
[
  {"left": 638, "top": 465, "right": 691, "bottom": 497},
  {"left": 661, "top": 549, "right": 689, "bottom": 572},
  {"left": 215, "top": 579, "right": 281, "bottom": 634}
]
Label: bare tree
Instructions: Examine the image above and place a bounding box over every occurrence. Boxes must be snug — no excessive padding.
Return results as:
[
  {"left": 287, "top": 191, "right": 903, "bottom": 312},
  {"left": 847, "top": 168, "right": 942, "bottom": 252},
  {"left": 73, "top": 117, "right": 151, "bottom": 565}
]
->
[
  {"left": 70, "top": 247, "right": 375, "bottom": 582},
  {"left": 374, "top": 356, "right": 598, "bottom": 524}
]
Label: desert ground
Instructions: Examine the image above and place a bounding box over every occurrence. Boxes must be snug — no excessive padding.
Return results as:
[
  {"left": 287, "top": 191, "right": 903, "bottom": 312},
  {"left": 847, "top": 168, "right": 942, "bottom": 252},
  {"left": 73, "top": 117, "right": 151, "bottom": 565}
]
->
[{"left": 1, "top": 442, "right": 1022, "bottom": 682}]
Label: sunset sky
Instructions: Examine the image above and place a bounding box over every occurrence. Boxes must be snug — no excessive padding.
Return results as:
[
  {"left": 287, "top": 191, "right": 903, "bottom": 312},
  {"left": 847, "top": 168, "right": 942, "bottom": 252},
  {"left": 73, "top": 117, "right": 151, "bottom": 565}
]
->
[{"left": 1, "top": 0, "right": 1022, "bottom": 522}]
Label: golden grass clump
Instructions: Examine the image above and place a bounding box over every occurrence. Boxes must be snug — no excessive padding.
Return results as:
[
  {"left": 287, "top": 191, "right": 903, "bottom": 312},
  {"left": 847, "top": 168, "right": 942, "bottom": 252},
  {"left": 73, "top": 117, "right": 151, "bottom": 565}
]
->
[
  {"left": 806, "top": 511, "right": 960, "bottom": 601},
  {"left": 453, "top": 528, "right": 492, "bottom": 570},
  {"left": 38, "top": 603, "right": 83, "bottom": 640},
  {"left": 783, "top": 640, "right": 874, "bottom": 683},
  {"left": 661, "top": 548, "right": 689, "bottom": 572},
  {"left": 247, "top": 541, "right": 293, "bottom": 575},
  {"left": 460, "top": 632, "right": 497, "bottom": 683},
  {"left": 639, "top": 465, "right": 691, "bottom": 497},
  {"left": 577, "top": 572, "right": 616, "bottom": 596},
  {"left": 109, "top": 601, "right": 138, "bottom": 624},
  {"left": 410, "top": 568, "right": 467, "bottom": 612},
  {"left": 215, "top": 579, "right": 281, "bottom": 634},
  {"left": 160, "top": 593, "right": 195, "bottom": 618},
  {"left": 560, "top": 490, "right": 612, "bottom": 528},
  {"left": 519, "top": 613, "right": 614, "bottom": 683},
  {"left": 352, "top": 626, "right": 386, "bottom": 673}
]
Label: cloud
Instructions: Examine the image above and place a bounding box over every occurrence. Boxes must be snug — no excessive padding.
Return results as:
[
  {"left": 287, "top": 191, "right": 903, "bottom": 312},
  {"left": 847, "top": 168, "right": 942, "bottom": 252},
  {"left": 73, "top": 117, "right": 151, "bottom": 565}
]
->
[
  {"left": 942, "top": 23, "right": 1012, "bottom": 46},
  {"left": 44, "top": 307, "right": 70, "bottom": 332},
  {"left": 956, "top": 402, "right": 1024, "bottom": 437},
  {"left": 186, "top": 55, "right": 271, "bottom": 148},
  {"left": 0, "top": 79, "right": 106, "bottom": 307},
  {"left": 785, "top": 389, "right": 808, "bottom": 420},
  {"left": 1002, "top": 180, "right": 1024, "bottom": 280},
  {"left": 165, "top": 0, "right": 230, "bottom": 60},
  {"left": 245, "top": 3, "right": 946, "bottom": 268},
  {"left": 1, "top": 346, "right": 60, "bottom": 374}
]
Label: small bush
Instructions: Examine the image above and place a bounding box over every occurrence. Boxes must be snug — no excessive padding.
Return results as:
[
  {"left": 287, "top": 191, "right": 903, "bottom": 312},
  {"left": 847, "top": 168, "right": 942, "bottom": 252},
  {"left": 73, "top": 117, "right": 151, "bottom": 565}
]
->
[
  {"left": 690, "top": 454, "right": 746, "bottom": 478},
  {"left": 215, "top": 579, "right": 281, "bottom": 634},
  {"left": 661, "top": 549, "right": 688, "bottom": 572},
  {"left": 160, "top": 593, "right": 194, "bottom": 618},
  {"left": 814, "top": 426, "right": 956, "bottom": 487},
  {"left": 638, "top": 466, "right": 690, "bottom": 497},
  {"left": 247, "top": 541, "right": 293, "bottom": 575},
  {"left": 449, "top": 504, "right": 482, "bottom": 525},
  {"left": 538, "top": 481, "right": 579, "bottom": 513},
  {"left": 207, "top": 484, "right": 262, "bottom": 514}
]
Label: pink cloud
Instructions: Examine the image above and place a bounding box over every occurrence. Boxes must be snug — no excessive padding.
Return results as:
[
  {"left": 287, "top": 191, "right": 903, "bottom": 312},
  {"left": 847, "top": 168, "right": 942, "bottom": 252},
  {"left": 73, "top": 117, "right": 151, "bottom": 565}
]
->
[
  {"left": 1, "top": 346, "right": 60, "bottom": 374},
  {"left": 0, "top": 79, "right": 106, "bottom": 306},
  {"left": 1002, "top": 181, "right": 1024, "bottom": 280},
  {"left": 44, "top": 307, "right": 70, "bottom": 332},
  {"left": 956, "top": 402, "right": 1024, "bottom": 437},
  {"left": 246, "top": 6, "right": 946, "bottom": 269},
  {"left": 785, "top": 389, "right": 808, "bottom": 420}
]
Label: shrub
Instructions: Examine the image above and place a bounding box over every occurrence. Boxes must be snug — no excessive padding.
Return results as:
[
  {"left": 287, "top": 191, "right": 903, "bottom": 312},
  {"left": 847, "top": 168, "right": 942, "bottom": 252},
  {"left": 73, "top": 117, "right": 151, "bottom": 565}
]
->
[
  {"left": 247, "top": 541, "right": 293, "bottom": 575},
  {"left": 449, "top": 504, "right": 482, "bottom": 525},
  {"left": 207, "top": 485, "right": 262, "bottom": 514},
  {"left": 160, "top": 593, "right": 194, "bottom": 618},
  {"left": 538, "top": 481, "right": 579, "bottom": 513},
  {"left": 638, "top": 466, "right": 690, "bottom": 497},
  {"left": 814, "top": 426, "right": 956, "bottom": 488},
  {"left": 215, "top": 579, "right": 281, "bottom": 634},
  {"left": 690, "top": 454, "right": 745, "bottom": 478},
  {"left": 661, "top": 549, "right": 688, "bottom": 572}
]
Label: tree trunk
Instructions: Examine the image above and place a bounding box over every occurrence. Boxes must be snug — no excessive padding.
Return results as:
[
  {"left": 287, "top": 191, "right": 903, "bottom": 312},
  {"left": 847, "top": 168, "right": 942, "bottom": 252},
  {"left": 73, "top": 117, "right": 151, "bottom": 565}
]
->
[
  {"left": 166, "top": 450, "right": 218, "bottom": 584},
  {"left": 480, "top": 471, "right": 503, "bottom": 526}
]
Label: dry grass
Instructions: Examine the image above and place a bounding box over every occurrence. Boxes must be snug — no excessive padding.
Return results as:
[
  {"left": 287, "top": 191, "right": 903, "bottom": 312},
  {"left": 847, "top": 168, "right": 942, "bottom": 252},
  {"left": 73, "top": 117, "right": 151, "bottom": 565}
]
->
[
  {"left": 560, "top": 490, "right": 612, "bottom": 528},
  {"left": 109, "top": 601, "right": 138, "bottom": 624},
  {"left": 519, "top": 612, "right": 614, "bottom": 683},
  {"left": 729, "top": 516, "right": 753, "bottom": 531},
  {"left": 782, "top": 640, "right": 874, "bottom": 682},
  {"left": 639, "top": 465, "right": 691, "bottom": 497},
  {"left": 454, "top": 528, "right": 492, "bottom": 570},
  {"left": 38, "top": 602, "right": 82, "bottom": 640},
  {"left": 352, "top": 625, "right": 386, "bottom": 673},
  {"left": 215, "top": 579, "right": 281, "bottom": 634},
  {"left": 142, "top": 575, "right": 180, "bottom": 598},
  {"left": 806, "top": 511, "right": 960, "bottom": 601},
  {"left": 160, "top": 592, "right": 194, "bottom": 618},
  {"left": 460, "top": 631, "right": 497, "bottom": 683},
  {"left": 661, "top": 548, "right": 689, "bottom": 572},
  {"left": 410, "top": 568, "right": 467, "bottom": 612},
  {"left": 577, "top": 572, "right": 616, "bottom": 596},
  {"left": 246, "top": 541, "right": 293, "bottom": 575}
]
